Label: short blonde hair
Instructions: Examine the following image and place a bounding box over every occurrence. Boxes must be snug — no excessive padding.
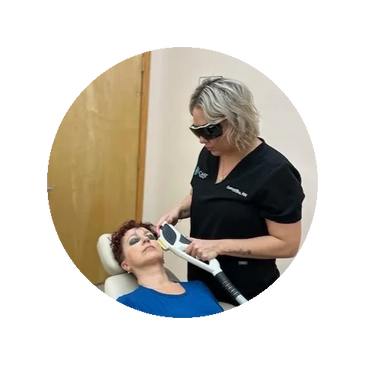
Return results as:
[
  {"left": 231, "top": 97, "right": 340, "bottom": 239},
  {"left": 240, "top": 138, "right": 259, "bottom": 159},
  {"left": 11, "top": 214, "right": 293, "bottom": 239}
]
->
[{"left": 189, "top": 77, "right": 260, "bottom": 151}]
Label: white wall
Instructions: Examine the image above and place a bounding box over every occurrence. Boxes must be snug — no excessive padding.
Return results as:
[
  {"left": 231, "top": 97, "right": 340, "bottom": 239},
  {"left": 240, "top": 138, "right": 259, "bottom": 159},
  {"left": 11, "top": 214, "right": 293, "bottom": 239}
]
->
[{"left": 142, "top": 47, "right": 317, "bottom": 280}]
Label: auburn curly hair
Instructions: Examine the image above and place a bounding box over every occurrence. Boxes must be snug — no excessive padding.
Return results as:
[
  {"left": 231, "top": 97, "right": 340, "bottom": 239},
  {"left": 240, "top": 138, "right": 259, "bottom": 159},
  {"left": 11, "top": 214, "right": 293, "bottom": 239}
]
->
[{"left": 110, "top": 220, "right": 157, "bottom": 265}]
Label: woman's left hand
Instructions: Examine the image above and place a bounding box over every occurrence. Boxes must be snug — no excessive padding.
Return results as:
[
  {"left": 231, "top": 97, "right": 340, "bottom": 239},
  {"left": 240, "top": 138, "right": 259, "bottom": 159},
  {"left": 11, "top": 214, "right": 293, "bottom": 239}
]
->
[{"left": 184, "top": 238, "right": 221, "bottom": 261}]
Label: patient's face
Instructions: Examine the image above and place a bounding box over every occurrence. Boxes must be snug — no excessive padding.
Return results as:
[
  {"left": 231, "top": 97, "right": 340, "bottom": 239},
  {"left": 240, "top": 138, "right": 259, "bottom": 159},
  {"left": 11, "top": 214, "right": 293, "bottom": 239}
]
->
[{"left": 121, "top": 227, "right": 163, "bottom": 271}]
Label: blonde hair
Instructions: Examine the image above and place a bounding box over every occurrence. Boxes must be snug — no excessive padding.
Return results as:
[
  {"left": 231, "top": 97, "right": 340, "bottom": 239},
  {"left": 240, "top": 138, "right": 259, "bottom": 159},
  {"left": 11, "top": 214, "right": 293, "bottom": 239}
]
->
[{"left": 189, "top": 77, "right": 260, "bottom": 151}]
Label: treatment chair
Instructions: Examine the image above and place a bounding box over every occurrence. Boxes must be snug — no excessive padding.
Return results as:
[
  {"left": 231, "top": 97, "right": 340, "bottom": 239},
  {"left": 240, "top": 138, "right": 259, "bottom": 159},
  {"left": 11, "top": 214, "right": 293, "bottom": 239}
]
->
[{"left": 96, "top": 233, "right": 235, "bottom": 311}]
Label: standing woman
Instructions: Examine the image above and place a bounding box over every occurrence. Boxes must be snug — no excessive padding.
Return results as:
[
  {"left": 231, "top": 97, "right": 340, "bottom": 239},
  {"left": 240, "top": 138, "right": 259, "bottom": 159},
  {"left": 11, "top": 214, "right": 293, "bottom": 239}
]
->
[{"left": 156, "top": 77, "right": 305, "bottom": 304}]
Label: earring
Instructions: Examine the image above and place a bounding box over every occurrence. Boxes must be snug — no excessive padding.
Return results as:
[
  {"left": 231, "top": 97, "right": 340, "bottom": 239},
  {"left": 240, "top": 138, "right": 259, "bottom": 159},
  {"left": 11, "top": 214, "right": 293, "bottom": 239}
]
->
[{"left": 127, "top": 271, "right": 131, "bottom": 274}]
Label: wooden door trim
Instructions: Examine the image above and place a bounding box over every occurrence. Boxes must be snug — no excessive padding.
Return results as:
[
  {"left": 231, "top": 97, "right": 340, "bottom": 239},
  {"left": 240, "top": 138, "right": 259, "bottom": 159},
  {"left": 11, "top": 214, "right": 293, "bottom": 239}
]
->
[{"left": 136, "top": 52, "right": 151, "bottom": 221}]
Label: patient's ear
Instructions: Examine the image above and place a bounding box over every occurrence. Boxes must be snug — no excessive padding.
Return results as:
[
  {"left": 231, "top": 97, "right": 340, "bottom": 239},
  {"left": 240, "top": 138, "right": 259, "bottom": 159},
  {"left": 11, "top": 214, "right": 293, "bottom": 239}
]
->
[{"left": 121, "top": 260, "right": 130, "bottom": 272}]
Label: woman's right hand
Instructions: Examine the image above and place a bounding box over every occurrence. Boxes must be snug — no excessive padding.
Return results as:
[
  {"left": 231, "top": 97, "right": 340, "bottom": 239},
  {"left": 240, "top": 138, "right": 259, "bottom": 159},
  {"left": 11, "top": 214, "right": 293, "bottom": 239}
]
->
[{"left": 155, "top": 206, "right": 181, "bottom": 236}]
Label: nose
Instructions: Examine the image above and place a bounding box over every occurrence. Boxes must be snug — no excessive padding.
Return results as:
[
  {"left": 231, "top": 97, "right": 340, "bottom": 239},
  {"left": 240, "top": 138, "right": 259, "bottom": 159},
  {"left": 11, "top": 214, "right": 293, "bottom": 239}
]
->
[
  {"left": 199, "top": 136, "right": 207, "bottom": 144},
  {"left": 142, "top": 236, "right": 151, "bottom": 246}
]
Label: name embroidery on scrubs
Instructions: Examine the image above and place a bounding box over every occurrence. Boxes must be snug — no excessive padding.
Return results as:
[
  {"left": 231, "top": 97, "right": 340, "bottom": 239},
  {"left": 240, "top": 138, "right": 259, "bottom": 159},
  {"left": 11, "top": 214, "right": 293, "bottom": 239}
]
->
[{"left": 226, "top": 185, "right": 248, "bottom": 197}]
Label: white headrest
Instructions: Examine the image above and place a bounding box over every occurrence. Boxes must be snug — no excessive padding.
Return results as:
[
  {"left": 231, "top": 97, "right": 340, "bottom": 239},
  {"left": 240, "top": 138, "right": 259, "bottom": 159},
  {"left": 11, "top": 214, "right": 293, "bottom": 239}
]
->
[{"left": 96, "top": 233, "right": 126, "bottom": 276}]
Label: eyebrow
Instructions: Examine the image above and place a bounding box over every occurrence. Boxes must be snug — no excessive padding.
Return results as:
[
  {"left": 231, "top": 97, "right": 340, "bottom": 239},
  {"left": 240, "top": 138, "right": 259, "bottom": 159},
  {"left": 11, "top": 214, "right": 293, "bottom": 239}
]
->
[{"left": 126, "top": 229, "right": 152, "bottom": 241}]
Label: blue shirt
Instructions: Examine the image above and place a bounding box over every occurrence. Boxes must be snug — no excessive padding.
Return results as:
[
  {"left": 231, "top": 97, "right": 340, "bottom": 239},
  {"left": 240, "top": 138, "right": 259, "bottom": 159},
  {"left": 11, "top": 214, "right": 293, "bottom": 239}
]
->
[{"left": 116, "top": 280, "right": 224, "bottom": 318}]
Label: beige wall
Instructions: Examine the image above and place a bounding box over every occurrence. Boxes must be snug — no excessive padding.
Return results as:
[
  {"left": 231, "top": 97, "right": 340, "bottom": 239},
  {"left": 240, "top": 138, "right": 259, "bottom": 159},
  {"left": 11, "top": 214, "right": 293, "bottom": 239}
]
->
[{"left": 142, "top": 47, "right": 317, "bottom": 280}]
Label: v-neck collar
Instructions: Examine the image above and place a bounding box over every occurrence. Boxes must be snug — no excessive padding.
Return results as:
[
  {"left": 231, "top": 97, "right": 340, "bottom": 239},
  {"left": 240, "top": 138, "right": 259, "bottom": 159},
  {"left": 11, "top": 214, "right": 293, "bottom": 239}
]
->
[{"left": 211, "top": 137, "right": 266, "bottom": 185}]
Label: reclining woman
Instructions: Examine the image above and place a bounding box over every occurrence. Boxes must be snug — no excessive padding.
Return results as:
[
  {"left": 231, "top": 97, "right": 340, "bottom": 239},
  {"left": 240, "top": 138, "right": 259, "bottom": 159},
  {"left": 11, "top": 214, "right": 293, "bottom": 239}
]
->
[{"left": 110, "top": 220, "right": 224, "bottom": 318}]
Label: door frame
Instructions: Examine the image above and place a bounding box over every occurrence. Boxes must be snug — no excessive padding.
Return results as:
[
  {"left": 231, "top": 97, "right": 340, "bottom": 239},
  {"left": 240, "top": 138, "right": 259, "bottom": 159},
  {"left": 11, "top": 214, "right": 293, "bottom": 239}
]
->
[{"left": 136, "top": 51, "right": 151, "bottom": 221}]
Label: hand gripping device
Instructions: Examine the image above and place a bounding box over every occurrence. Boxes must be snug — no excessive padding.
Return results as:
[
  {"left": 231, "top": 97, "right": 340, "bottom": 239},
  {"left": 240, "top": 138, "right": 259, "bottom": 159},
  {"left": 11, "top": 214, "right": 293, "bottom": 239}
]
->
[{"left": 158, "top": 222, "right": 247, "bottom": 305}]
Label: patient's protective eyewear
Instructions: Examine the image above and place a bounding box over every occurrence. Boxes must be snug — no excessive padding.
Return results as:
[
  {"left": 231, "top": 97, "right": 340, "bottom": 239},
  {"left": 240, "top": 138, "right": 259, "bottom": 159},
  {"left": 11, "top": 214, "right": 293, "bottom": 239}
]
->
[
  {"left": 189, "top": 122, "right": 224, "bottom": 140},
  {"left": 129, "top": 233, "right": 157, "bottom": 246}
]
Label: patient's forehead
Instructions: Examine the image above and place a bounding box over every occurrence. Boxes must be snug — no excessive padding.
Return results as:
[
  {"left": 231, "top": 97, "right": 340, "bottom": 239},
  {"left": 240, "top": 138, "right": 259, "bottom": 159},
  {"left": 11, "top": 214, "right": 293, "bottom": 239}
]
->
[{"left": 124, "top": 227, "right": 151, "bottom": 241}]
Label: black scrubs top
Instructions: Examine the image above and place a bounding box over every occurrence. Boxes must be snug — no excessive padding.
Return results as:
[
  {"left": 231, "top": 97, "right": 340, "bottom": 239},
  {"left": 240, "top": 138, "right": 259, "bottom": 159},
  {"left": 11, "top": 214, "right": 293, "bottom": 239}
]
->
[{"left": 189, "top": 138, "right": 305, "bottom": 304}]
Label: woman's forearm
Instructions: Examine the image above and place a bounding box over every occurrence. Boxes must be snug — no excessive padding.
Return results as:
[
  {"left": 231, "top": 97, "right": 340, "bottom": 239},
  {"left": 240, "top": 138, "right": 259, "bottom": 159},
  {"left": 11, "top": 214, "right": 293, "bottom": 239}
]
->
[
  {"left": 178, "top": 191, "right": 192, "bottom": 219},
  {"left": 218, "top": 235, "right": 299, "bottom": 259}
]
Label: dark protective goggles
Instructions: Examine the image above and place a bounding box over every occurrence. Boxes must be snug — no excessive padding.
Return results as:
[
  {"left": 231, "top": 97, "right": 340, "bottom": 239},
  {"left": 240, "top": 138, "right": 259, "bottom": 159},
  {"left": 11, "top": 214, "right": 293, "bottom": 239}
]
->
[{"left": 189, "top": 122, "right": 224, "bottom": 140}]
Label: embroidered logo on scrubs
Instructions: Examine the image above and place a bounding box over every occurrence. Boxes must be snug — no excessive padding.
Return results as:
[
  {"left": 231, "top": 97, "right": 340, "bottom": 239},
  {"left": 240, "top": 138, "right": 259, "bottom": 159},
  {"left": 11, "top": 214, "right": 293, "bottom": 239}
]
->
[
  {"left": 226, "top": 185, "right": 248, "bottom": 197},
  {"left": 194, "top": 166, "right": 208, "bottom": 179}
]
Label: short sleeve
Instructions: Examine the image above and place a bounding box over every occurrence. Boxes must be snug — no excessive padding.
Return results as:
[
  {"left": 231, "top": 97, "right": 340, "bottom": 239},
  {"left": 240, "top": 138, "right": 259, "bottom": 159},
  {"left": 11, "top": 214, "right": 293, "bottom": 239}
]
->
[{"left": 259, "top": 162, "right": 305, "bottom": 223}]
